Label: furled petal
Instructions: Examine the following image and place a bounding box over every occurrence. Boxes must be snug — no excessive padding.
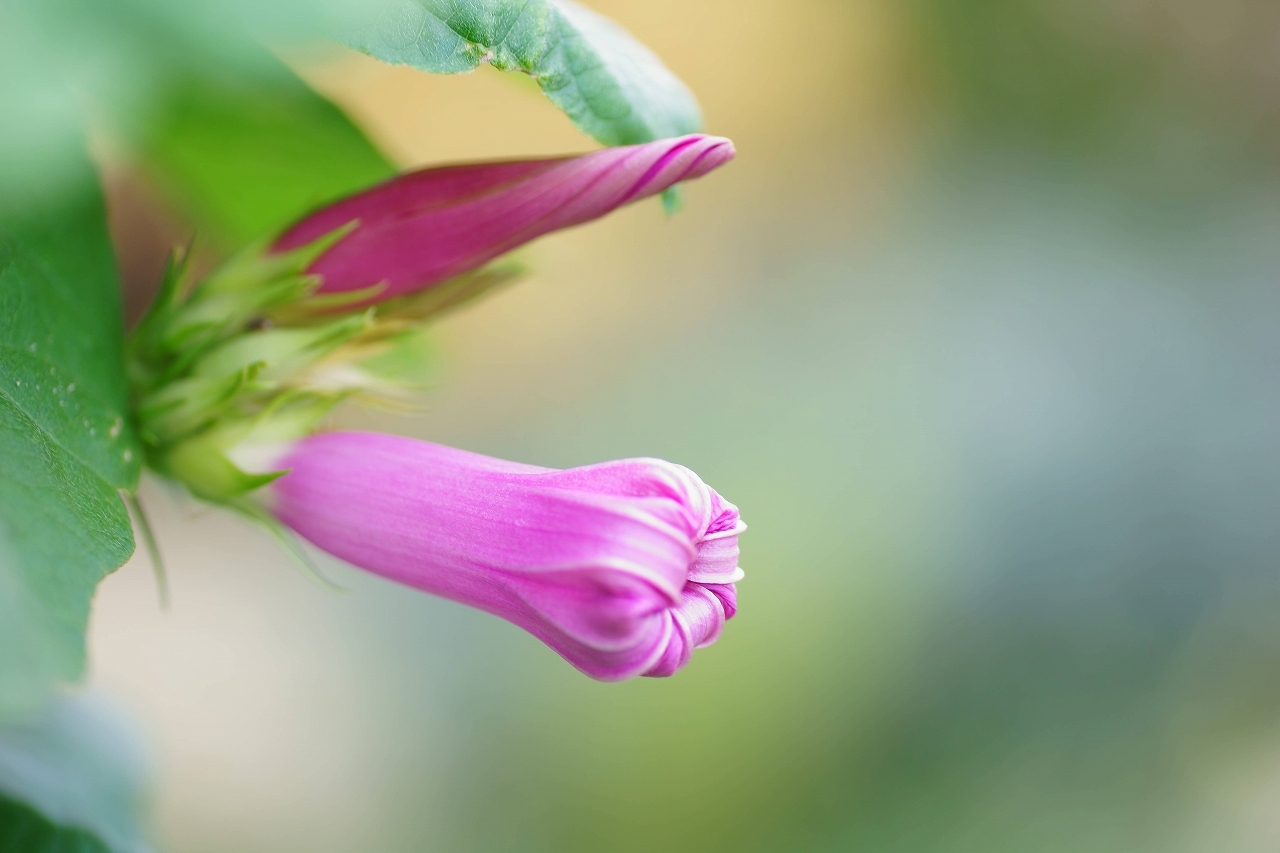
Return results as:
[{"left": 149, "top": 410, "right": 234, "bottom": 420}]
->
[
  {"left": 262, "top": 431, "right": 744, "bottom": 680},
  {"left": 272, "top": 134, "right": 736, "bottom": 301}
]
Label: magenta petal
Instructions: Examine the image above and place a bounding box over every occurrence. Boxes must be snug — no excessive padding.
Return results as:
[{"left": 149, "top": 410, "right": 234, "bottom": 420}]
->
[
  {"left": 271, "top": 134, "right": 736, "bottom": 301},
  {"left": 266, "top": 432, "right": 745, "bottom": 680},
  {"left": 641, "top": 584, "right": 728, "bottom": 678},
  {"left": 701, "top": 583, "right": 739, "bottom": 621},
  {"left": 505, "top": 566, "right": 672, "bottom": 652}
]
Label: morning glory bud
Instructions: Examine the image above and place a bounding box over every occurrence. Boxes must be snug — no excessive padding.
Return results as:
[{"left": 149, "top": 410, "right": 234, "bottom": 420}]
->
[
  {"left": 272, "top": 134, "right": 736, "bottom": 301},
  {"left": 248, "top": 431, "right": 745, "bottom": 680}
]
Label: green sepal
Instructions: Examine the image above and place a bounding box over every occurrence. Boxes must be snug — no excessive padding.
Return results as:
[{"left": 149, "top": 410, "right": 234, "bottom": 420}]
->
[
  {"left": 156, "top": 273, "right": 318, "bottom": 363},
  {"left": 231, "top": 391, "right": 344, "bottom": 446},
  {"left": 661, "top": 186, "right": 685, "bottom": 216},
  {"left": 154, "top": 392, "right": 339, "bottom": 505},
  {"left": 373, "top": 263, "right": 524, "bottom": 325},
  {"left": 223, "top": 495, "right": 346, "bottom": 592},
  {"left": 157, "top": 434, "right": 287, "bottom": 503},
  {"left": 128, "top": 221, "right": 358, "bottom": 384},
  {"left": 137, "top": 363, "right": 264, "bottom": 446},
  {"left": 350, "top": 328, "right": 437, "bottom": 391},
  {"left": 269, "top": 281, "right": 389, "bottom": 323},
  {"left": 126, "top": 240, "right": 197, "bottom": 384},
  {"left": 197, "top": 222, "right": 355, "bottom": 296},
  {"left": 192, "top": 310, "right": 374, "bottom": 386}
]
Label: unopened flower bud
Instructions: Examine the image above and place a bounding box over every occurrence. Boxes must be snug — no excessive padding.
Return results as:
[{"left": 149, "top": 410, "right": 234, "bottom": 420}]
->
[
  {"left": 251, "top": 432, "right": 745, "bottom": 680},
  {"left": 273, "top": 134, "right": 736, "bottom": 301}
]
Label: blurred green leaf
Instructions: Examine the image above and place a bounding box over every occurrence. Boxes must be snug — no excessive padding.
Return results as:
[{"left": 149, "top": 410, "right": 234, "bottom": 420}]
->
[
  {"left": 347, "top": 0, "right": 703, "bottom": 145},
  {"left": 0, "top": 0, "right": 393, "bottom": 248},
  {"left": 0, "top": 157, "right": 139, "bottom": 719},
  {"left": 136, "top": 55, "right": 395, "bottom": 249},
  {"left": 0, "top": 797, "right": 115, "bottom": 853},
  {"left": 0, "top": 694, "right": 153, "bottom": 853}
]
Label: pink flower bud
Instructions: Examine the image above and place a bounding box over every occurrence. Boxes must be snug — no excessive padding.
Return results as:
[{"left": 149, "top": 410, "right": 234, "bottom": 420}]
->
[
  {"left": 272, "top": 134, "right": 735, "bottom": 301},
  {"left": 262, "top": 431, "right": 744, "bottom": 680}
]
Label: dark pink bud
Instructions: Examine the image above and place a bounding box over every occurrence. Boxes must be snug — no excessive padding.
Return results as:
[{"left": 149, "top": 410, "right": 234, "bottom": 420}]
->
[{"left": 272, "top": 134, "right": 735, "bottom": 300}]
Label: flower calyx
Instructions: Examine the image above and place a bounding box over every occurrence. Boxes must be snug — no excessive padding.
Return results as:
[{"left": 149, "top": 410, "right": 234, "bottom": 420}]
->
[{"left": 126, "top": 229, "right": 518, "bottom": 507}]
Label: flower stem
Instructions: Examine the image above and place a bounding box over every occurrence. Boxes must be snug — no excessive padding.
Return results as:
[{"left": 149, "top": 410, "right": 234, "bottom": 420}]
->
[{"left": 124, "top": 490, "right": 169, "bottom": 610}]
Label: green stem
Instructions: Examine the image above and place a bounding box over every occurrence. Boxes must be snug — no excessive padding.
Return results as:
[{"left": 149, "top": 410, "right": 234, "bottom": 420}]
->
[{"left": 124, "top": 490, "right": 169, "bottom": 610}]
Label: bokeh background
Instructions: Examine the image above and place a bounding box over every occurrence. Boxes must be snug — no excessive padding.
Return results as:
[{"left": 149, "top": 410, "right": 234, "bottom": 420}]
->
[{"left": 87, "top": 0, "right": 1280, "bottom": 850}]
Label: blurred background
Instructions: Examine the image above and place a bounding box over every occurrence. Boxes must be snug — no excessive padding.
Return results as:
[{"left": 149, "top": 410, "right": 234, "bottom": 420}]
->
[{"left": 84, "top": 0, "right": 1280, "bottom": 850}]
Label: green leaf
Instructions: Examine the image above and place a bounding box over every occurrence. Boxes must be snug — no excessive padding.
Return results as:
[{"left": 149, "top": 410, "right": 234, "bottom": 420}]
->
[
  {"left": 135, "top": 53, "right": 395, "bottom": 250},
  {"left": 347, "top": 0, "right": 703, "bottom": 146},
  {"left": 0, "top": 156, "right": 140, "bottom": 719},
  {"left": 0, "top": 0, "right": 388, "bottom": 212},
  {"left": 0, "top": 694, "right": 153, "bottom": 853},
  {"left": 0, "top": 796, "right": 114, "bottom": 853}
]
